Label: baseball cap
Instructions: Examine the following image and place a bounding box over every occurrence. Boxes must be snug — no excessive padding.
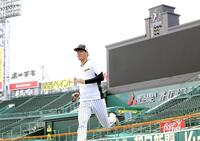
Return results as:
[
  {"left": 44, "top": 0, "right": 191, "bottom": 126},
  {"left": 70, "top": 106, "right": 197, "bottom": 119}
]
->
[{"left": 74, "top": 44, "right": 88, "bottom": 52}]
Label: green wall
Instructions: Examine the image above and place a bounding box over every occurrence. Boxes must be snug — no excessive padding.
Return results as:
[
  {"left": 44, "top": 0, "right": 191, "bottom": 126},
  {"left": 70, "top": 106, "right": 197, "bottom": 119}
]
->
[{"left": 107, "top": 81, "right": 200, "bottom": 109}]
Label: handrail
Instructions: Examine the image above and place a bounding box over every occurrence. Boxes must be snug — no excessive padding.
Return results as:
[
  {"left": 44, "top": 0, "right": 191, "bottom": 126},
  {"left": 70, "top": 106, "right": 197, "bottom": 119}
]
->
[{"left": 2, "top": 112, "right": 200, "bottom": 141}]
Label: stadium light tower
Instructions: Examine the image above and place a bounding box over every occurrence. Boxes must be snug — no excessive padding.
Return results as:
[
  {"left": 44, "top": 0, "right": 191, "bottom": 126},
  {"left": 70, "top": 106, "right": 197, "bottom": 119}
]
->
[{"left": 0, "top": 0, "right": 21, "bottom": 100}]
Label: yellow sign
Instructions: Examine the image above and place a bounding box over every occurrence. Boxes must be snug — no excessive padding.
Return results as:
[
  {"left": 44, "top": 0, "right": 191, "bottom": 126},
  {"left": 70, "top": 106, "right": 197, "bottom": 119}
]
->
[
  {"left": 42, "top": 79, "right": 74, "bottom": 91},
  {"left": 117, "top": 109, "right": 139, "bottom": 114}
]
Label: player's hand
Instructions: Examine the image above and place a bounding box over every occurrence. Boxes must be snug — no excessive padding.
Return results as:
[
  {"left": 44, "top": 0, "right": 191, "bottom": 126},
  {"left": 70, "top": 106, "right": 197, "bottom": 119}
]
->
[
  {"left": 72, "top": 92, "right": 80, "bottom": 102},
  {"left": 75, "top": 78, "right": 85, "bottom": 84}
]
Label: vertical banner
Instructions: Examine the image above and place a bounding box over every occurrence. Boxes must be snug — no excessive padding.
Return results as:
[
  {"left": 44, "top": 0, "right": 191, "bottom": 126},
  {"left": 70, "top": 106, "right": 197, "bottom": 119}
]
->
[{"left": 0, "top": 47, "right": 2, "bottom": 91}]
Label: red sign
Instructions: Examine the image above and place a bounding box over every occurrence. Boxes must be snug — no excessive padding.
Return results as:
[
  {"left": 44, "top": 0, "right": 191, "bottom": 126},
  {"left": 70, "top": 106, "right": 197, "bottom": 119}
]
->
[
  {"left": 160, "top": 119, "right": 185, "bottom": 132},
  {"left": 9, "top": 81, "right": 38, "bottom": 91}
]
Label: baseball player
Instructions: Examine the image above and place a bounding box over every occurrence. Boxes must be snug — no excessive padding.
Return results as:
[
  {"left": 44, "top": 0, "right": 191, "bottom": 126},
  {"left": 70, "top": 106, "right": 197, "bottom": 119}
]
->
[{"left": 73, "top": 44, "right": 111, "bottom": 141}]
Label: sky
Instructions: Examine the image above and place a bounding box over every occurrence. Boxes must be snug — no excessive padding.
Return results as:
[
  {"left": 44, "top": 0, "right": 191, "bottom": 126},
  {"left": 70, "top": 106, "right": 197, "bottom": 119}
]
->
[{"left": 7, "top": 0, "right": 200, "bottom": 82}]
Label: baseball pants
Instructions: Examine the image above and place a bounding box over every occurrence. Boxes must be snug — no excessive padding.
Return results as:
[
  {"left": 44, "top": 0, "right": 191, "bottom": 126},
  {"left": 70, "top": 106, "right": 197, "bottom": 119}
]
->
[{"left": 77, "top": 99, "right": 110, "bottom": 141}]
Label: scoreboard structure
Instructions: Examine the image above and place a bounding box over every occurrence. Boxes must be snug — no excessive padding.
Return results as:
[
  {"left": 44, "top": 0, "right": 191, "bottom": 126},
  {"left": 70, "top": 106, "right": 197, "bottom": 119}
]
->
[{"left": 106, "top": 5, "right": 200, "bottom": 93}]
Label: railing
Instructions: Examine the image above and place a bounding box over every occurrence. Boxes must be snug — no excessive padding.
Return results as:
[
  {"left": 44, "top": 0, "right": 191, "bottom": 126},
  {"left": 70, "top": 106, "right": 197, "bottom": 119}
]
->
[
  {"left": 0, "top": 100, "right": 80, "bottom": 138},
  {"left": 0, "top": 121, "right": 45, "bottom": 139},
  {"left": 2, "top": 112, "right": 200, "bottom": 141}
]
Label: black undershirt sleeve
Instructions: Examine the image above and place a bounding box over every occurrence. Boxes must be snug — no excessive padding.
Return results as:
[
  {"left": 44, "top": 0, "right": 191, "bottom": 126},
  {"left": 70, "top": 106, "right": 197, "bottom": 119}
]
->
[{"left": 85, "top": 72, "right": 104, "bottom": 84}]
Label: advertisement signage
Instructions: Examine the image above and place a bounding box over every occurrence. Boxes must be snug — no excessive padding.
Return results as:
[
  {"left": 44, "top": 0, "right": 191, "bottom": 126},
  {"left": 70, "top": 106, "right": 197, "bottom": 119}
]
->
[
  {"left": 106, "top": 81, "right": 200, "bottom": 108},
  {"left": 92, "top": 128, "right": 200, "bottom": 141},
  {"left": 0, "top": 0, "right": 21, "bottom": 19},
  {"left": 9, "top": 81, "right": 38, "bottom": 91},
  {"left": 41, "top": 79, "right": 74, "bottom": 92},
  {"left": 160, "top": 119, "right": 186, "bottom": 133}
]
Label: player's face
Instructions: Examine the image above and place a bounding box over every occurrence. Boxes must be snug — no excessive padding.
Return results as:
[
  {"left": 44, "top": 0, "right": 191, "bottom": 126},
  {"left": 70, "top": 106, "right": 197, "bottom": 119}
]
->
[{"left": 76, "top": 50, "right": 88, "bottom": 61}]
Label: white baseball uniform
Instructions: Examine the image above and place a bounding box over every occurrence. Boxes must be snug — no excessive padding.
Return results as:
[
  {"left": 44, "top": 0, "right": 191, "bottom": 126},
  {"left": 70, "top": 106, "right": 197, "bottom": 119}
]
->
[{"left": 76, "top": 59, "right": 110, "bottom": 141}]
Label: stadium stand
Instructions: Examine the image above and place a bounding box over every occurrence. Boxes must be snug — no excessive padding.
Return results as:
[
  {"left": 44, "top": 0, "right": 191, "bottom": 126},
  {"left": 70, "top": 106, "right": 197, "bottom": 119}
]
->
[
  {"left": 1, "top": 85, "right": 200, "bottom": 140},
  {"left": 1, "top": 82, "right": 200, "bottom": 141},
  {"left": 144, "top": 85, "right": 200, "bottom": 121},
  {"left": 0, "top": 90, "right": 78, "bottom": 139},
  {"left": 0, "top": 96, "right": 31, "bottom": 109},
  {"left": 37, "top": 91, "right": 73, "bottom": 111},
  {"left": 11, "top": 93, "right": 65, "bottom": 113}
]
